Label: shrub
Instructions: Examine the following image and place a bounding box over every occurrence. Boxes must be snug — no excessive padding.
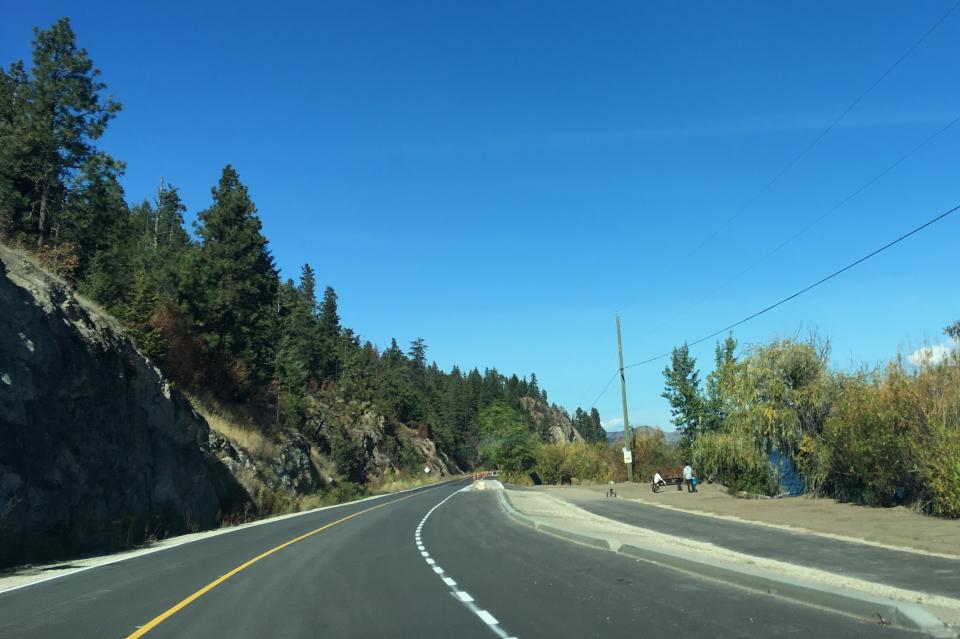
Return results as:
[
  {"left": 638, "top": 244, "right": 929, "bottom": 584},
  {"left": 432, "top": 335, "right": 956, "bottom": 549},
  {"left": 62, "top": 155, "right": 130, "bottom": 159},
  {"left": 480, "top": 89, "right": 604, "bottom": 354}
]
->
[
  {"left": 800, "top": 370, "right": 919, "bottom": 506},
  {"left": 533, "top": 442, "right": 620, "bottom": 484},
  {"left": 800, "top": 359, "right": 960, "bottom": 516},
  {"left": 632, "top": 429, "right": 681, "bottom": 483},
  {"left": 692, "top": 431, "right": 777, "bottom": 496},
  {"left": 917, "top": 420, "right": 960, "bottom": 517}
]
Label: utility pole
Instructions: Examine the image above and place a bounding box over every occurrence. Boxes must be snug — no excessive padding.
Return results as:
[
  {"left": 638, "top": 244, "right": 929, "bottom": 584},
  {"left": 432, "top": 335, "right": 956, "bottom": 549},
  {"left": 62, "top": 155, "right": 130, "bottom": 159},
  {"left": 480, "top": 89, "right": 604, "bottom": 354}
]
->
[{"left": 616, "top": 313, "right": 634, "bottom": 482}]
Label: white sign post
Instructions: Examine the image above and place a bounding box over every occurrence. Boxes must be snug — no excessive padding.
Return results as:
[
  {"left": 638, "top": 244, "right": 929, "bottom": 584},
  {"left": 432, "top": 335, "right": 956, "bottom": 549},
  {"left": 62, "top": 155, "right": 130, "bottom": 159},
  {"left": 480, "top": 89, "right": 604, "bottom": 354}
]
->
[{"left": 622, "top": 447, "right": 632, "bottom": 465}]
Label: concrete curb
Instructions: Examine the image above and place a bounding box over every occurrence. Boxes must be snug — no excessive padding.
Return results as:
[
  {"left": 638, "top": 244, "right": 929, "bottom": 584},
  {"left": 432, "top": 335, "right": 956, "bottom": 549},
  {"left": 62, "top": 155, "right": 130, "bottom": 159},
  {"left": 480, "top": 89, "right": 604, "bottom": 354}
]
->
[
  {"left": 536, "top": 525, "right": 615, "bottom": 551},
  {"left": 497, "top": 490, "right": 955, "bottom": 637},
  {"left": 497, "top": 489, "right": 535, "bottom": 527}
]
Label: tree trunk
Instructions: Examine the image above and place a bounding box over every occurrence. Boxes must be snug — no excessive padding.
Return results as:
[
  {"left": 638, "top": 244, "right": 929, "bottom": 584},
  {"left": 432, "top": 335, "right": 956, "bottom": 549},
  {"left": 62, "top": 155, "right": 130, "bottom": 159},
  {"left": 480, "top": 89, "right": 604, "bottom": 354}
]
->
[{"left": 36, "top": 180, "right": 49, "bottom": 249}]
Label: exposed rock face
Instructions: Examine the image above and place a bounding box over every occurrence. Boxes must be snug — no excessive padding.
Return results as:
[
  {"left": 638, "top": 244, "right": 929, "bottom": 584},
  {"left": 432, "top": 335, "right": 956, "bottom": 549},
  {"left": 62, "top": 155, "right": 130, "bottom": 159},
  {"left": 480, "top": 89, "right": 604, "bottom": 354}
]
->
[
  {"left": 313, "top": 400, "right": 461, "bottom": 479},
  {"left": 209, "top": 428, "right": 322, "bottom": 502},
  {"left": 0, "top": 247, "right": 251, "bottom": 569},
  {"left": 518, "top": 396, "right": 584, "bottom": 444}
]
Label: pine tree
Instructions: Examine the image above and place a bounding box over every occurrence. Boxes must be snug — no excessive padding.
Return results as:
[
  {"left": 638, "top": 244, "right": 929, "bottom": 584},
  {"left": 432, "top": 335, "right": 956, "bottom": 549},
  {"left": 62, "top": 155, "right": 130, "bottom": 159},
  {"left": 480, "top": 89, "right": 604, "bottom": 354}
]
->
[
  {"left": 7, "top": 19, "right": 120, "bottom": 248},
  {"left": 590, "top": 408, "right": 604, "bottom": 441},
  {"left": 662, "top": 343, "right": 704, "bottom": 452},
  {"left": 529, "top": 372, "right": 540, "bottom": 397},
  {"left": 320, "top": 286, "right": 340, "bottom": 336},
  {"left": 0, "top": 61, "right": 31, "bottom": 240},
  {"left": 187, "top": 165, "right": 277, "bottom": 395},
  {"left": 703, "top": 333, "right": 737, "bottom": 433},
  {"left": 319, "top": 285, "right": 341, "bottom": 378}
]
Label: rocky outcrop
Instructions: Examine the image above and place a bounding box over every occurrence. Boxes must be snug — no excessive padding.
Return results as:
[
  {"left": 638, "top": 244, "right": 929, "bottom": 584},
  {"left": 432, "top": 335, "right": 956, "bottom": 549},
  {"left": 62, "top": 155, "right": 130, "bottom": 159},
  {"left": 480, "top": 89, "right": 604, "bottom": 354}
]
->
[
  {"left": 311, "top": 399, "right": 460, "bottom": 479},
  {"left": 518, "top": 396, "right": 584, "bottom": 444},
  {"left": 208, "top": 428, "right": 322, "bottom": 504},
  {"left": 0, "top": 246, "right": 252, "bottom": 568}
]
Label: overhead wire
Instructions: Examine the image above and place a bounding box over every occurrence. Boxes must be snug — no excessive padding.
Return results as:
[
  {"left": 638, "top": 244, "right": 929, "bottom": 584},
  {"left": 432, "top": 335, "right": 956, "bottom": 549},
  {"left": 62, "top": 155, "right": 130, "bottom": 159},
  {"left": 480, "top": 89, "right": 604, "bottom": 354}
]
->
[
  {"left": 681, "top": 0, "right": 960, "bottom": 259},
  {"left": 586, "top": 2, "right": 960, "bottom": 409},
  {"left": 589, "top": 200, "right": 960, "bottom": 407},
  {"left": 645, "top": 113, "right": 960, "bottom": 336},
  {"left": 625, "top": 200, "right": 960, "bottom": 371},
  {"left": 588, "top": 371, "right": 619, "bottom": 409}
]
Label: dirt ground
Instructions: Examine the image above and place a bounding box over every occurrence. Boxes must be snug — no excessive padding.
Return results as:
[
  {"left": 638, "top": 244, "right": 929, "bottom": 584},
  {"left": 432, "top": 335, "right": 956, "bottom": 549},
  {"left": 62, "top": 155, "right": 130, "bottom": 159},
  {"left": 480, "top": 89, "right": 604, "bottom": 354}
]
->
[{"left": 542, "top": 482, "right": 960, "bottom": 557}]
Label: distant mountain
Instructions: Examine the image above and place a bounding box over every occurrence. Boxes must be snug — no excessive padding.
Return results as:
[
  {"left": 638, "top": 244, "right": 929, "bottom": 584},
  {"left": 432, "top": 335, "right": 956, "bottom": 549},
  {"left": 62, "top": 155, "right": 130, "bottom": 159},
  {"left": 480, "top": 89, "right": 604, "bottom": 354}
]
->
[{"left": 605, "top": 425, "right": 681, "bottom": 444}]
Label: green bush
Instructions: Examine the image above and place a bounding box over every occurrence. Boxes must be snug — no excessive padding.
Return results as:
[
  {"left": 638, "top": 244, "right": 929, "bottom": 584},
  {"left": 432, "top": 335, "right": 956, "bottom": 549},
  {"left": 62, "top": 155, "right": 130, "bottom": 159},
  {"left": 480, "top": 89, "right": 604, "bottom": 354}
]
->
[
  {"left": 692, "top": 431, "right": 777, "bottom": 496},
  {"left": 918, "top": 421, "right": 960, "bottom": 517},
  {"left": 799, "top": 360, "right": 960, "bottom": 517},
  {"left": 533, "top": 442, "right": 617, "bottom": 484},
  {"left": 478, "top": 402, "right": 538, "bottom": 473}
]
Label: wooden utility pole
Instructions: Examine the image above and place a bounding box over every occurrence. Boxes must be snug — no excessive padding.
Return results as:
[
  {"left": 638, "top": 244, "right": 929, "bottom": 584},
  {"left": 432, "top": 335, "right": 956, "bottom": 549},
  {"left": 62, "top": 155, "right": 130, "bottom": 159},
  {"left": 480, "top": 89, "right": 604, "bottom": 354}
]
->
[{"left": 616, "top": 313, "right": 634, "bottom": 482}]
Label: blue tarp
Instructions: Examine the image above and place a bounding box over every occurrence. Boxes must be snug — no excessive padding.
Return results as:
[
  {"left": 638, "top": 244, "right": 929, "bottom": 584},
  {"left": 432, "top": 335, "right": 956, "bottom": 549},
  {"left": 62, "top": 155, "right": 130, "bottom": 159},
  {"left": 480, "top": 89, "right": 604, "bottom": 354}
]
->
[{"left": 768, "top": 449, "right": 805, "bottom": 496}]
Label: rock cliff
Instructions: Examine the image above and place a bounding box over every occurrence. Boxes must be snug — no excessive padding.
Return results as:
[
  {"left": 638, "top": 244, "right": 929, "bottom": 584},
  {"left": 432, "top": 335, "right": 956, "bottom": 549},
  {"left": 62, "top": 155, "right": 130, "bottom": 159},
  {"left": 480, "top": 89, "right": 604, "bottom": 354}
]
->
[
  {"left": 0, "top": 244, "right": 465, "bottom": 569},
  {"left": 0, "top": 246, "right": 251, "bottom": 568},
  {"left": 518, "top": 396, "right": 584, "bottom": 444}
]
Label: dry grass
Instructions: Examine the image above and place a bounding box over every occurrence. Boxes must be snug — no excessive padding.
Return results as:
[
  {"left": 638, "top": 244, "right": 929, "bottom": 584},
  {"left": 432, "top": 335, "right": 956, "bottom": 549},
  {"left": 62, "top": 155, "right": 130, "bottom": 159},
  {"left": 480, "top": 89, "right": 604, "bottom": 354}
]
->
[
  {"left": 371, "top": 472, "right": 450, "bottom": 495},
  {"left": 186, "top": 391, "right": 277, "bottom": 458},
  {"left": 0, "top": 242, "right": 119, "bottom": 330}
]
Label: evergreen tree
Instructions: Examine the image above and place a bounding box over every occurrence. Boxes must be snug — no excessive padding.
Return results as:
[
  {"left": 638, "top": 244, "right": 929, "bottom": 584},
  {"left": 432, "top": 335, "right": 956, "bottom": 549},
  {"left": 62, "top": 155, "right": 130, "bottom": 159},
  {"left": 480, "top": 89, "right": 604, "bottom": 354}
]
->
[
  {"left": 275, "top": 265, "right": 322, "bottom": 398},
  {"left": 703, "top": 334, "right": 737, "bottom": 433},
  {"left": 319, "top": 285, "right": 341, "bottom": 378},
  {"left": 187, "top": 165, "right": 277, "bottom": 395},
  {"left": 320, "top": 285, "right": 340, "bottom": 336},
  {"left": 408, "top": 337, "right": 427, "bottom": 371},
  {"left": 529, "top": 372, "right": 539, "bottom": 396},
  {"left": 0, "top": 19, "right": 120, "bottom": 248},
  {"left": 572, "top": 406, "right": 606, "bottom": 443},
  {"left": 0, "top": 61, "right": 33, "bottom": 240},
  {"left": 662, "top": 343, "right": 704, "bottom": 452},
  {"left": 590, "top": 408, "right": 604, "bottom": 441}
]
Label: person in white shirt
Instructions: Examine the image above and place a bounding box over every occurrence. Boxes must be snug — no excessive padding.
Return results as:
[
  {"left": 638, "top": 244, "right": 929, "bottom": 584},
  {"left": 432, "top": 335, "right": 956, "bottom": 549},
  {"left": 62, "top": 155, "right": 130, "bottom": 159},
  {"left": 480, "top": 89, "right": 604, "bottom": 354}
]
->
[
  {"left": 653, "top": 471, "right": 665, "bottom": 487},
  {"left": 683, "top": 463, "right": 697, "bottom": 493}
]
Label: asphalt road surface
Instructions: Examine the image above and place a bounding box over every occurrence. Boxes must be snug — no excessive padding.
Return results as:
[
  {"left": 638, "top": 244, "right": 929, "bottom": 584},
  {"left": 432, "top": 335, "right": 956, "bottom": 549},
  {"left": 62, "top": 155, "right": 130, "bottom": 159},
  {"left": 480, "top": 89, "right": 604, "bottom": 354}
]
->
[
  {"left": 570, "top": 494, "right": 960, "bottom": 599},
  {"left": 0, "top": 479, "right": 916, "bottom": 638}
]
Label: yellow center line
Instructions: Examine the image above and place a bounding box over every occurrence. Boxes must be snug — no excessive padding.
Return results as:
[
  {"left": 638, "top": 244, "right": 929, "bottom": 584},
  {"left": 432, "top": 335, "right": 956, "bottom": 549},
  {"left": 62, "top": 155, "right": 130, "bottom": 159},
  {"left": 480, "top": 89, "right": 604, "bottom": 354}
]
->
[{"left": 125, "top": 485, "right": 443, "bottom": 638}]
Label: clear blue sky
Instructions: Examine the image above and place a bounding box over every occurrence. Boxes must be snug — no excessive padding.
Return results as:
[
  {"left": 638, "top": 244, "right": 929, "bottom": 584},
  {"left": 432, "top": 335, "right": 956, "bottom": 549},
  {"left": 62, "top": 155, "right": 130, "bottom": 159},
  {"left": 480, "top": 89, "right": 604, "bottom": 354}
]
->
[{"left": 3, "top": 1, "right": 959, "bottom": 431}]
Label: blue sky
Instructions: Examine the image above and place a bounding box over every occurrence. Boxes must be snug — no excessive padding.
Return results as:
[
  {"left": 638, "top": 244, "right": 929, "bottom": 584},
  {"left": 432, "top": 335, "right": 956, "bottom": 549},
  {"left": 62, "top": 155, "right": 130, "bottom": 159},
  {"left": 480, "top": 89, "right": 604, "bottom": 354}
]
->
[{"left": 3, "top": 1, "right": 959, "bottom": 430}]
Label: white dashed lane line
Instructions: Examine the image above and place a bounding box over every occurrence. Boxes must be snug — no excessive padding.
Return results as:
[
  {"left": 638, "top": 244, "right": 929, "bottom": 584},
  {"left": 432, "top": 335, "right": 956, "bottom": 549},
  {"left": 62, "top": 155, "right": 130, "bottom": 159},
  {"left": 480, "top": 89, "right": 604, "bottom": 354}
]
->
[{"left": 415, "top": 486, "right": 518, "bottom": 639}]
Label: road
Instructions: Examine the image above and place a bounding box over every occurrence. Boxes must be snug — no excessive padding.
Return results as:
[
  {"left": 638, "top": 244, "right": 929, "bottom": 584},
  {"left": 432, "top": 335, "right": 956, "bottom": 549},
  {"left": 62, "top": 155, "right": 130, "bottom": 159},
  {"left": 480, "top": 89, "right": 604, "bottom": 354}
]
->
[
  {"left": 567, "top": 493, "right": 960, "bottom": 599},
  {"left": 0, "top": 479, "right": 916, "bottom": 638}
]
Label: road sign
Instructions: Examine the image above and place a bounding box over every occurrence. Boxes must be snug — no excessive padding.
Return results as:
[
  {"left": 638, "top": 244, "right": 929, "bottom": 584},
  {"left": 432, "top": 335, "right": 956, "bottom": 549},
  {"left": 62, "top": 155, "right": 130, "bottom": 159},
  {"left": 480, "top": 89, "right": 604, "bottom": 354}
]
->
[{"left": 622, "top": 448, "right": 632, "bottom": 464}]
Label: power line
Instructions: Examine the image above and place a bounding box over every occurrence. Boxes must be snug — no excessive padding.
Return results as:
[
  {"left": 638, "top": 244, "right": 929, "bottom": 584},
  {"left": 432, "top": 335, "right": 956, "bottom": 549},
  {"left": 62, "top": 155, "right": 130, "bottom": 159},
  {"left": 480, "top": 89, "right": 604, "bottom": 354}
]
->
[
  {"left": 683, "top": 0, "right": 960, "bottom": 258},
  {"left": 622, "top": 200, "right": 960, "bottom": 371},
  {"left": 644, "top": 113, "right": 960, "bottom": 337},
  {"left": 589, "top": 371, "right": 619, "bottom": 409},
  {"left": 589, "top": 199, "right": 960, "bottom": 407},
  {"left": 585, "top": 3, "right": 960, "bottom": 409}
]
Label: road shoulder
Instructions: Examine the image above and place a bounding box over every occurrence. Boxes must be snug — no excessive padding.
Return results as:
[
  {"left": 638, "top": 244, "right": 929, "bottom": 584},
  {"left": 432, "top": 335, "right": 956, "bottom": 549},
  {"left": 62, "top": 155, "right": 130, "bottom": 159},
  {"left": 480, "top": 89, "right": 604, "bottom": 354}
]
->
[{"left": 498, "top": 486, "right": 959, "bottom": 637}]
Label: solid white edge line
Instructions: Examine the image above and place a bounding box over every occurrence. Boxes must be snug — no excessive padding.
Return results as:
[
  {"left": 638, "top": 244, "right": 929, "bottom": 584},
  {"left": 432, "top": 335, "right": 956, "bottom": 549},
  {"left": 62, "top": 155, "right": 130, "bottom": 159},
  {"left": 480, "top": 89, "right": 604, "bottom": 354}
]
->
[{"left": 0, "top": 477, "right": 469, "bottom": 596}]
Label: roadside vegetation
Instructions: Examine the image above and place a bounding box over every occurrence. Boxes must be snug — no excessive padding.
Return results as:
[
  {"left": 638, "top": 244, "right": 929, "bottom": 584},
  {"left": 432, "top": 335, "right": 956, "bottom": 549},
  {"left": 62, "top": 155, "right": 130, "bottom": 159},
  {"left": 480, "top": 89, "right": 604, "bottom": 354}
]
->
[
  {"left": 477, "top": 400, "right": 680, "bottom": 486},
  {"left": 662, "top": 327, "right": 960, "bottom": 518}
]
